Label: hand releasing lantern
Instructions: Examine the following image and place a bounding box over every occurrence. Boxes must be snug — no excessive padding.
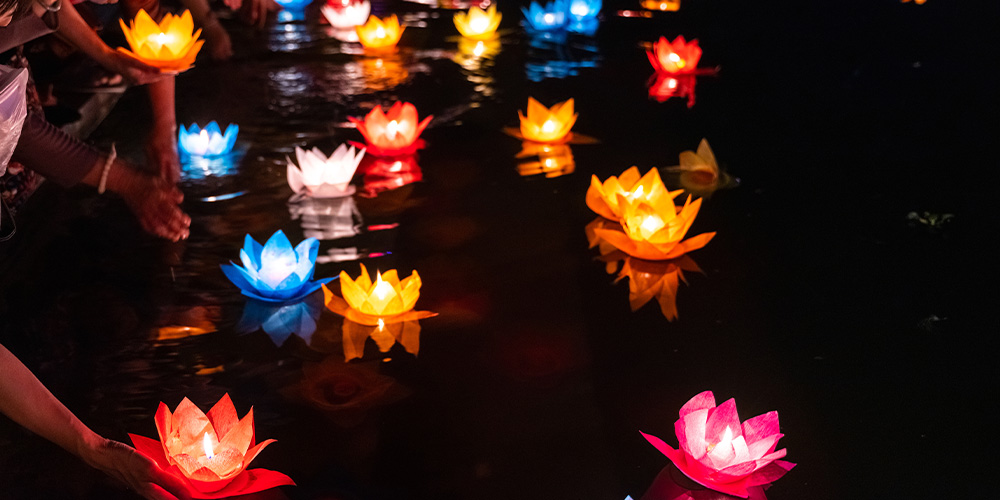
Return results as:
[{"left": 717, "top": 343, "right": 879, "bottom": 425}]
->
[
  {"left": 119, "top": 9, "right": 204, "bottom": 72},
  {"left": 178, "top": 122, "right": 238, "bottom": 157},
  {"left": 348, "top": 101, "right": 432, "bottom": 156},
  {"left": 128, "top": 394, "right": 293, "bottom": 497},
  {"left": 221, "top": 230, "right": 333, "bottom": 303},
  {"left": 323, "top": 263, "right": 436, "bottom": 325},
  {"left": 518, "top": 97, "right": 577, "bottom": 143},
  {"left": 641, "top": 391, "right": 795, "bottom": 498},
  {"left": 356, "top": 15, "right": 405, "bottom": 51},
  {"left": 321, "top": 0, "right": 371, "bottom": 29},
  {"left": 647, "top": 35, "right": 702, "bottom": 74},
  {"left": 586, "top": 166, "right": 682, "bottom": 220},
  {"left": 287, "top": 144, "right": 365, "bottom": 198},
  {"left": 454, "top": 5, "right": 502, "bottom": 39}
]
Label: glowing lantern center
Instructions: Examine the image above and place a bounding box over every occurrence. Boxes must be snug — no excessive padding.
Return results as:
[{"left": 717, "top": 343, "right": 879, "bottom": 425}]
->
[
  {"left": 377, "top": 318, "right": 386, "bottom": 331},
  {"left": 259, "top": 251, "right": 298, "bottom": 288},
  {"left": 375, "top": 26, "right": 386, "bottom": 39},
  {"left": 640, "top": 214, "right": 665, "bottom": 234},
  {"left": 386, "top": 120, "right": 400, "bottom": 140},
  {"left": 203, "top": 433, "right": 215, "bottom": 460},
  {"left": 470, "top": 16, "right": 489, "bottom": 33},
  {"left": 373, "top": 273, "right": 393, "bottom": 300},
  {"left": 707, "top": 426, "right": 734, "bottom": 454},
  {"left": 629, "top": 185, "right": 645, "bottom": 201},
  {"left": 543, "top": 13, "right": 555, "bottom": 24},
  {"left": 570, "top": 3, "right": 590, "bottom": 16},
  {"left": 668, "top": 52, "right": 686, "bottom": 68},
  {"left": 147, "top": 32, "right": 175, "bottom": 50},
  {"left": 541, "top": 119, "right": 559, "bottom": 134}
]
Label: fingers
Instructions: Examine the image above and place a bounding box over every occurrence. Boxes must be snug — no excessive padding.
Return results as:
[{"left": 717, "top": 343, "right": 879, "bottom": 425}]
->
[
  {"left": 141, "top": 483, "right": 180, "bottom": 500},
  {"left": 147, "top": 465, "right": 192, "bottom": 500},
  {"left": 256, "top": 0, "right": 269, "bottom": 28}
]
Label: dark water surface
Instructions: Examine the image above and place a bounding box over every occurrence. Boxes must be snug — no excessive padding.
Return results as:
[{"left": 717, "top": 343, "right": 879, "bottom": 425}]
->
[{"left": 1, "top": 1, "right": 997, "bottom": 499}]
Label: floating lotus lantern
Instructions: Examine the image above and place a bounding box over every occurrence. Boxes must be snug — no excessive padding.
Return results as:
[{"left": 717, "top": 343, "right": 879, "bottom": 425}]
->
[
  {"left": 274, "top": 0, "right": 312, "bottom": 10},
  {"left": 567, "top": 0, "right": 601, "bottom": 22},
  {"left": 342, "top": 317, "right": 421, "bottom": 361},
  {"left": 648, "top": 73, "right": 696, "bottom": 107},
  {"left": 641, "top": 391, "right": 795, "bottom": 498},
  {"left": 454, "top": 5, "right": 502, "bottom": 40},
  {"left": 221, "top": 230, "right": 333, "bottom": 303},
  {"left": 647, "top": 35, "right": 702, "bottom": 74},
  {"left": 592, "top": 190, "right": 715, "bottom": 260},
  {"left": 128, "top": 394, "right": 293, "bottom": 497},
  {"left": 641, "top": 0, "right": 680, "bottom": 11},
  {"left": 356, "top": 15, "right": 405, "bottom": 51},
  {"left": 348, "top": 101, "right": 432, "bottom": 157},
  {"left": 586, "top": 166, "right": 681, "bottom": 220},
  {"left": 287, "top": 144, "right": 365, "bottom": 198},
  {"left": 119, "top": 9, "right": 204, "bottom": 72},
  {"left": 178, "top": 121, "right": 238, "bottom": 157},
  {"left": 522, "top": 0, "right": 569, "bottom": 31},
  {"left": 323, "top": 263, "right": 437, "bottom": 325},
  {"left": 321, "top": 0, "right": 371, "bottom": 29},
  {"left": 518, "top": 97, "right": 577, "bottom": 144}
]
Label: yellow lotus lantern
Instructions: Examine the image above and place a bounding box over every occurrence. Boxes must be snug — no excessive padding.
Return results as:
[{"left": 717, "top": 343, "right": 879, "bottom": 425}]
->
[
  {"left": 323, "top": 263, "right": 436, "bottom": 325},
  {"left": 641, "top": 0, "right": 680, "bottom": 11},
  {"left": 518, "top": 97, "right": 577, "bottom": 144},
  {"left": 593, "top": 191, "right": 715, "bottom": 261},
  {"left": 356, "top": 15, "right": 405, "bottom": 51},
  {"left": 119, "top": 9, "right": 204, "bottom": 72},
  {"left": 586, "top": 166, "right": 683, "bottom": 220},
  {"left": 454, "top": 5, "right": 502, "bottom": 40}
]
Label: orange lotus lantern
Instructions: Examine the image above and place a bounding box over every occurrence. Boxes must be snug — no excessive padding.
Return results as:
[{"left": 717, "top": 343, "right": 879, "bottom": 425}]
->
[
  {"left": 641, "top": 0, "right": 680, "bottom": 11},
  {"left": 356, "top": 15, "right": 405, "bottom": 51},
  {"left": 519, "top": 97, "right": 577, "bottom": 143},
  {"left": 323, "top": 263, "right": 437, "bottom": 325},
  {"left": 647, "top": 35, "right": 701, "bottom": 75},
  {"left": 348, "top": 101, "right": 432, "bottom": 157},
  {"left": 128, "top": 394, "right": 293, "bottom": 497},
  {"left": 592, "top": 191, "right": 715, "bottom": 260},
  {"left": 454, "top": 5, "right": 502, "bottom": 40},
  {"left": 119, "top": 9, "right": 204, "bottom": 72},
  {"left": 586, "top": 166, "right": 682, "bottom": 220}
]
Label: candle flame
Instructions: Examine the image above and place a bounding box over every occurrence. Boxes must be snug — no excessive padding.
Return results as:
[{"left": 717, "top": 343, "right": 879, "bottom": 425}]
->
[
  {"left": 543, "top": 13, "right": 555, "bottom": 24},
  {"left": 630, "top": 185, "right": 645, "bottom": 200},
  {"left": 668, "top": 52, "right": 686, "bottom": 68},
  {"left": 375, "top": 26, "right": 386, "bottom": 38},
  {"left": 541, "top": 119, "right": 558, "bottom": 134},
  {"left": 373, "top": 272, "right": 393, "bottom": 300},
  {"left": 386, "top": 120, "right": 399, "bottom": 140},
  {"left": 470, "top": 16, "right": 489, "bottom": 33},
  {"left": 640, "top": 214, "right": 664, "bottom": 234},
  {"left": 377, "top": 317, "right": 385, "bottom": 331},
  {"left": 203, "top": 432, "right": 214, "bottom": 460}
]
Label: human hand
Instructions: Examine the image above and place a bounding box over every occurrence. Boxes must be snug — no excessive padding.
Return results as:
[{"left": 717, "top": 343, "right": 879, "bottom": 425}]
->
[
  {"left": 82, "top": 438, "right": 192, "bottom": 500},
  {"left": 101, "top": 50, "right": 163, "bottom": 86},
  {"left": 203, "top": 21, "right": 234, "bottom": 61},
  {"left": 240, "top": 0, "right": 280, "bottom": 29},
  {"left": 146, "top": 123, "right": 181, "bottom": 184},
  {"left": 122, "top": 173, "right": 191, "bottom": 241},
  {"left": 224, "top": 0, "right": 243, "bottom": 10}
]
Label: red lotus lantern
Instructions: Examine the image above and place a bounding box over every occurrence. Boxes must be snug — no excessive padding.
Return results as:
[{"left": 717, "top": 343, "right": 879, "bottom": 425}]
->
[
  {"left": 348, "top": 101, "right": 432, "bottom": 157},
  {"left": 648, "top": 35, "right": 702, "bottom": 74}
]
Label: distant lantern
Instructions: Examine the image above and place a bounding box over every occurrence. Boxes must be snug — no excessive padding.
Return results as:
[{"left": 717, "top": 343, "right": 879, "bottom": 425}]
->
[
  {"left": 321, "top": 0, "right": 371, "bottom": 29},
  {"left": 522, "top": 0, "right": 569, "bottom": 31},
  {"left": 647, "top": 35, "right": 702, "bottom": 74},
  {"left": 348, "top": 101, "right": 432, "bottom": 156},
  {"left": 518, "top": 97, "right": 577, "bottom": 143},
  {"left": 119, "top": 10, "right": 204, "bottom": 72},
  {"left": 356, "top": 15, "right": 405, "bottom": 51},
  {"left": 287, "top": 144, "right": 366, "bottom": 197},
  {"left": 178, "top": 121, "right": 238, "bottom": 157},
  {"left": 454, "top": 5, "right": 502, "bottom": 39},
  {"left": 641, "top": 0, "right": 680, "bottom": 11}
]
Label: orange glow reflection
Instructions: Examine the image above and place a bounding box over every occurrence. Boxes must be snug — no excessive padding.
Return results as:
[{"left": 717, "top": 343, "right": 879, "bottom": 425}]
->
[
  {"left": 342, "top": 318, "right": 421, "bottom": 361},
  {"left": 640, "top": 0, "right": 680, "bottom": 11},
  {"left": 516, "top": 141, "right": 575, "bottom": 177}
]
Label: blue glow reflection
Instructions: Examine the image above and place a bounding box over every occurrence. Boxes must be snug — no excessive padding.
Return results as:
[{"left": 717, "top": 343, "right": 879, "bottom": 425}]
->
[{"left": 236, "top": 293, "right": 324, "bottom": 346}]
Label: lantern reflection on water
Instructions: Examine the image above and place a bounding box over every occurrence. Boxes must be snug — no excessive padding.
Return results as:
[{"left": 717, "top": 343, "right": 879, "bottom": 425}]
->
[
  {"left": 648, "top": 73, "right": 696, "bottom": 107},
  {"left": 119, "top": 9, "right": 204, "bottom": 72},
  {"left": 639, "top": 464, "right": 771, "bottom": 500},
  {"left": 236, "top": 294, "right": 324, "bottom": 346},
  {"left": 342, "top": 317, "right": 422, "bottom": 361},
  {"left": 361, "top": 155, "right": 423, "bottom": 195},
  {"left": 516, "top": 141, "right": 575, "bottom": 178},
  {"left": 288, "top": 195, "right": 363, "bottom": 241},
  {"left": 641, "top": 0, "right": 680, "bottom": 11},
  {"left": 128, "top": 394, "right": 293, "bottom": 496}
]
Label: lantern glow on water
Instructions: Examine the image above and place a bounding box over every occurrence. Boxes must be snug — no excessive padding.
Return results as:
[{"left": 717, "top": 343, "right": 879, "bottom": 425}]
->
[
  {"left": 648, "top": 35, "right": 702, "bottom": 74},
  {"left": 356, "top": 15, "right": 405, "bottom": 51},
  {"left": 454, "top": 5, "right": 502, "bottom": 39},
  {"left": 178, "top": 121, "right": 238, "bottom": 157},
  {"left": 522, "top": 0, "right": 569, "bottom": 31},
  {"left": 648, "top": 73, "right": 696, "bottom": 107},
  {"left": 349, "top": 101, "right": 432, "bottom": 156},
  {"left": 518, "top": 97, "right": 578, "bottom": 143},
  {"left": 221, "top": 230, "right": 333, "bottom": 303},
  {"left": 128, "top": 394, "right": 293, "bottom": 497},
  {"left": 641, "top": 0, "right": 680, "bottom": 11},
  {"left": 287, "top": 144, "right": 366, "bottom": 198},
  {"left": 119, "top": 10, "right": 204, "bottom": 72},
  {"left": 321, "top": 0, "right": 371, "bottom": 29}
]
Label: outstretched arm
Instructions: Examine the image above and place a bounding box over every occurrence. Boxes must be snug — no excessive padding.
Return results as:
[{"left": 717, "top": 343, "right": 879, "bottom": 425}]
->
[{"left": 0, "top": 344, "right": 192, "bottom": 500}]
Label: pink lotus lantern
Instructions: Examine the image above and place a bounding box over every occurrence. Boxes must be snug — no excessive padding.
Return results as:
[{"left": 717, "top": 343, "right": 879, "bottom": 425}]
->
[
  {"left": 348, "top": 101, "right": 432, "bottom": 157},
  {"left": 641, "top": 391, "right": 795, "bottom": 498},
  {"left": 647, "top": 35, "right": 702, "bottom": 74}
]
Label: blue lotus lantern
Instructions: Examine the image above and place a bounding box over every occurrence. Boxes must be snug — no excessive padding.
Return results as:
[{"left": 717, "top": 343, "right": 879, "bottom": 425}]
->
[
  {"left": 274, "top": 0, "right": 312, "bottom": 10},
  {"left": 522, "top": 0, "right": 569, "bottom": 31},
  {"left": 567, "top": 0, "right": 600, "bottom": 21},
  {"left": 221, "top": 230, "right": 333, "bottom": 303},
  {"left": 178, "top": 121, "right": 238, "bottom": 157}
]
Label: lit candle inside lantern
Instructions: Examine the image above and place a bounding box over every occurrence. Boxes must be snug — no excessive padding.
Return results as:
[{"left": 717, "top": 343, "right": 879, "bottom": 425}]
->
[
  {"left": 327, "top": 263, "right": 435, "bottom": 321},
  {"left": 375, "top": 26, "right": 386, "bottom": 39},
  {"left": 118, "top": 9, "right": 204, "bottom": 72},
  {"left": 356, "top": 15, "right": 404, "bottom": 51},
  {"left": 385, "top": 120, "right": 399, "bottom": 140},
  {"left": 522, "top": 1, "right": 568, "bottom": 31},
  {"left": 454, "top": 5, "right": 502, "bottom": 39},
  {"left": 648, "top": 35, "right": 702, "bottom": 74},
  {"left": 543, "top": 13, "right": 555, "bottom": 24},
  {"left": 203, "top": 432, "right": 215, "bottom": 460},
  {"left": 641, "top": 0, "right": 680, "bottom": 11},
  {"left": 348, "top": 101, "right": 432, "bottom": 157},
  {"left": 518, "top": 97, "right": 578, "bottom": 143},
  {"left": 373, "top": 272, "right": 393, "bottom": 300}
]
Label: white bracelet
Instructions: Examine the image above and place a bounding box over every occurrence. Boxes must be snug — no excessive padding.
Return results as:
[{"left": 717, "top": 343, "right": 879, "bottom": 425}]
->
[{"left": 97, "top": 143, "right": 116, "bottom": 195}]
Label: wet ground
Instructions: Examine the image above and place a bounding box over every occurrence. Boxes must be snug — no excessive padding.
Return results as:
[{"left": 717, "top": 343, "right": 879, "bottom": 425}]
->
[{"left": 1, "top": 1, "right": 997, "bottom": 499}]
